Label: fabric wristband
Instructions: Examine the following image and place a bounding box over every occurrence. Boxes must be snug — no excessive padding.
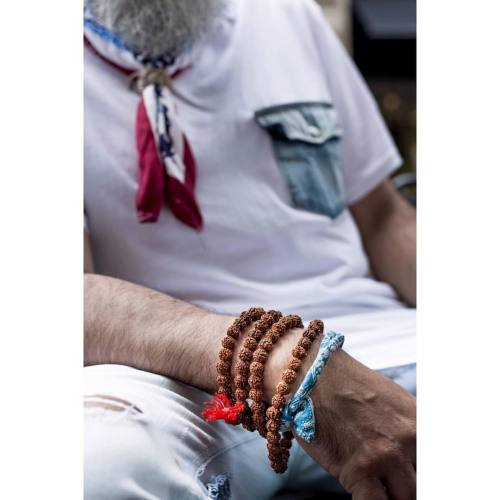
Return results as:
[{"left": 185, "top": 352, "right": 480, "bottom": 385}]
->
[{"left": 280, "top": 330, "right": 344, "bottom": 443}]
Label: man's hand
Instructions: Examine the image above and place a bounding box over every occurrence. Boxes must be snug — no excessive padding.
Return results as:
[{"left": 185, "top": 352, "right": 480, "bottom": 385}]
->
[
  {"left": 300, "top": 352, "right": 415, "bottom": 499},
  {"left": 265, "top": 331, "right": 416, "bottom": 500}
]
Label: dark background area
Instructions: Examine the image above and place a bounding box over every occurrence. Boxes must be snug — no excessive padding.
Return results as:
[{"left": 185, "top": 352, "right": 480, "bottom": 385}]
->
[{"left": 320, "top": 0, "right": 416, "bottom": 179}]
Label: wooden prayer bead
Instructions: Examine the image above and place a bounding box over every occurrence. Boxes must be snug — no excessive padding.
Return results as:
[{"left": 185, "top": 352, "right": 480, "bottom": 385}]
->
[
  {"left": 222, "top": 337, "right": 236, "bottom": 349},
  {"left": 266, "top": 406, "right": 280, "bottom": 420},
  {"left": 216, "top": 360, "right": 231, "bottom": 375},
  {"left": 276, "top": 381, "right": 290, "bottom": 396},
  {"left": 251, "top": 401, "right": 267, "bottom": 412},
  {"left": 253, "top": 349, "right": 268, "bottom": 363},
  {"left": 266, "top": 419, "right": 280, "bottom": 432},
  {"left": 282, "top": 369, "right": 297, "bottom": 385},
  {"left": 271, "top": 394, "right": 286, "bottom": 408},
  {"left": 303, "top": 327, "right": 320, "bottom": 340},
  {"left": 226, "top": 326, "right": 240, "bottom": 339},
  {"left": 291, "top": 346, "right": 307, "bottom": 359},
  {"left": 235, "top": 359, "right": 249, "bottom": 375},
  {"left": 267, "top": 432, "right": 280, "bottom": 445},
  {"left": 219, "top": 348, "right": 233, "bottom": 361},
  {"left": 249, "top": 388, "right": 264, "bottom": 401},
  {"left": 298, "top": 337, "right": 312, "bottom": 350},
  {"left": 260, "top": 338, "right": 274, "bottom": 352},
  {"left": 216, "top": 375, "right": 230, "bottom": 386},
  {"left": 238, "top": 348, "right": 253, "bottom": 363},
  {"left": 274, "top": 463, "right": 288, "bottom": 474},
  {"left": 243, "top": 337, "right": 258, "bottom": 350},
  {"left": 234, "top": 374, "right": 246, "bottom": 389},
  {"left": 248, "top": 374, "right": 264, "bottom": 388},
  {"left": 234, "top": 388, "right": 246, "bottom": 401},
  {"left": 267, "top": 442, "right": 282, "bottom": 454},
  {"left": 249, "top": 361, "right": 265, "bottom": 376},
  {"left": 270, "top": 331, "right": 282, "bottom": 343}
]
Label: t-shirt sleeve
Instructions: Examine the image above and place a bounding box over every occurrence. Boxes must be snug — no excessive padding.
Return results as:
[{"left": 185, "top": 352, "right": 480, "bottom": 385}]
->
[{"left": 304, "top": 0, "right": 402, "bottom": 205}]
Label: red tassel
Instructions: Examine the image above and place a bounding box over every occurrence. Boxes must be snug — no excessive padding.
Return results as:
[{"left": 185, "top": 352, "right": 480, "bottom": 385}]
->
[{"left": 202, "top": 394, "right": 245, "bottom": 425}]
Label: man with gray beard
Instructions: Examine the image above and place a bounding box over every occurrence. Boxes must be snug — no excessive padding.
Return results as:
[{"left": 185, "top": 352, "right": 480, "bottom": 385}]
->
[
  {"left": 84, "top": 0, "right": 416, "bottom": 499},
  {"left": 86, "top": 0, "right": 225, "bottom": 60}
]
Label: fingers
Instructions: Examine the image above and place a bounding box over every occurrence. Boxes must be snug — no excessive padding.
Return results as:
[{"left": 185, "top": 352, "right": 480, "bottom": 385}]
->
[
  {"left": 351, "top": 477, "right": 388, "bottom": 500},
  {"left": 385, "top": 463, "right": 416, "bottom": 500}
]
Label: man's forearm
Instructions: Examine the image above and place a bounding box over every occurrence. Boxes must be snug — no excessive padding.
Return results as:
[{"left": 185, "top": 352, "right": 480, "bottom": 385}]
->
[
  {"left": 364, "top": 202, "right": 416, "bottom": 305},
  {"left": 84, "top": 274, "right": 309, "bottom": 398},
  {"left": 84, "top": 273, "right": 234, "bottom": 393},
  {"left": 351, "top": 180, "right": 416, "bottom": 306}
]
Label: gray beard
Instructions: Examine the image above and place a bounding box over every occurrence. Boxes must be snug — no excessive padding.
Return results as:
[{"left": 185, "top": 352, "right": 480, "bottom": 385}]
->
[{"left": 87, "top": 0, "right": 226, "bottom": 60}]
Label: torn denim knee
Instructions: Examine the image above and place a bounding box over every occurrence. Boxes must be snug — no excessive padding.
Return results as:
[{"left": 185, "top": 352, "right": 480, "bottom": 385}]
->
[{"left": 84, "top": 394, "right": 144, "bottom": 422}]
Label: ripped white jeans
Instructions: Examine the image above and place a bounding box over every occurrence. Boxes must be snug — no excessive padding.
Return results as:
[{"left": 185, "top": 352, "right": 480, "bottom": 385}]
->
[{"left": 84, "top": 363, "right": 416, "bottom": 500}]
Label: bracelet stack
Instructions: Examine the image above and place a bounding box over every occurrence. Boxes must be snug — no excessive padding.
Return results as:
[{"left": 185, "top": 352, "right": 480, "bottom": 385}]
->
[{"left": 203, "top": 307, "right": 343, "bottom": 474}]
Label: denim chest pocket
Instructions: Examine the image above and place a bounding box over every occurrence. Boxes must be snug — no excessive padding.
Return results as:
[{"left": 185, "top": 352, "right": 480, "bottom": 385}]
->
[{"left": 255, "top": 101, "right": 346, "bottom": 218}]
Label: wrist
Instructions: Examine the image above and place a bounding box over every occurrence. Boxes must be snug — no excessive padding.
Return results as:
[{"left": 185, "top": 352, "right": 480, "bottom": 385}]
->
[
  {"left": 311, "top": 348, "right": 380, "bottom": 418},
  {"left": 201, "top": 313, "right": 237, "bottom": 393}
]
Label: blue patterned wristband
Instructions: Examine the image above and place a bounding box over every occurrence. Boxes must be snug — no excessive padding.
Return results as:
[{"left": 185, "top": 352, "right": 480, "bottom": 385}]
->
[{"left": 280, "top": 330, "right": 344, "bottom": 443}]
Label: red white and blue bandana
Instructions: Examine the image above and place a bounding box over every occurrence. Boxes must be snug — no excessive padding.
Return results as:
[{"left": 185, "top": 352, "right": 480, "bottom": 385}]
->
[{"left": 84, "top": 7, "right": 203, "bottom": 229}]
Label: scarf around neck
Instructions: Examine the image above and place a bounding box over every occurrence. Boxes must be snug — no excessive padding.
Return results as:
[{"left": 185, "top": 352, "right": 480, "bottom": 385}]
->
[{"left": 84, "top": 6, "right": 203, "bottom": 229}]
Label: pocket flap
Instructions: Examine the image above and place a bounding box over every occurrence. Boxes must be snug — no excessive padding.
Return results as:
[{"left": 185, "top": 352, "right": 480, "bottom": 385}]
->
[{"left": 255, "top": 101, "right": 343, "bottom": 145}]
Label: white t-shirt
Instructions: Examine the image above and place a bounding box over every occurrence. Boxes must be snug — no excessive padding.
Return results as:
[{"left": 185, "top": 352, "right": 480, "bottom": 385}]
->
[{"left": 84, "top": 0, "right": 415, "bottom": 370}]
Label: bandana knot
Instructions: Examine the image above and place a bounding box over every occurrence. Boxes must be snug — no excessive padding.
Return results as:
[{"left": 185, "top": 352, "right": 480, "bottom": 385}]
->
[{"left": 128, "top": 67, "right": 172, "bottom": 94}]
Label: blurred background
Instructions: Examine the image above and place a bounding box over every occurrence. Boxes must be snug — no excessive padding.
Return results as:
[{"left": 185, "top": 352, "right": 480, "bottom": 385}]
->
[{"left": 318, "top": 0, "right": 416, "bottom": 198}]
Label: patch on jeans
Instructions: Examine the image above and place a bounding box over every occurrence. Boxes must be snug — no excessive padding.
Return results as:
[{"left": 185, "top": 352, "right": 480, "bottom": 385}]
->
[{"left": 205, "top": 473, "right": 231, "bottom": 500}]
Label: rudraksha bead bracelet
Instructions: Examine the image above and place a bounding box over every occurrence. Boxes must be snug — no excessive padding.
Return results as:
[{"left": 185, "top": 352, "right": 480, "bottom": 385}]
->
[
  {"left": 234, "top": 310, "right": 283, "bottom": 431},
  {"left": 204, "top": 308, "right": 330, "bottom": 476},
  {"left": 249, "top": 314, "right": 304, "bottom": 438},
  {"left": 208, "top": 307, "right": 265, "bottom": 424},
  {"left": 266, "top": 319, "right": 324, "bottom": 473}
]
